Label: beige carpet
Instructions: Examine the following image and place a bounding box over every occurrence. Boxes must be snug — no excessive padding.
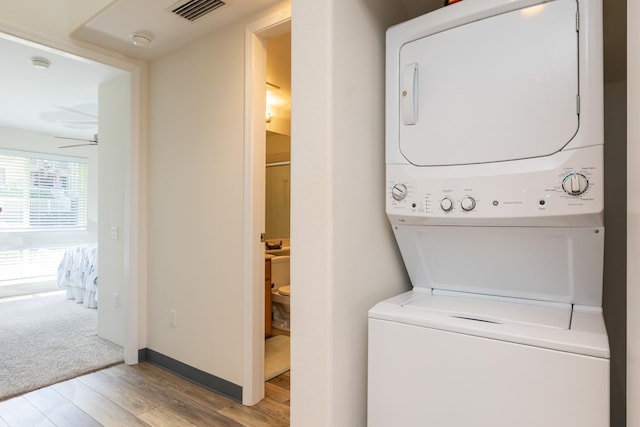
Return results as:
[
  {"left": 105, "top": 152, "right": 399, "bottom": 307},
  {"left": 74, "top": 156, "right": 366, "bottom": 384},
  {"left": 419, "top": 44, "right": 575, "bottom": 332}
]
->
[
  {"left": 265, "top": 335, "right": 290, "bottom": 381},
  {"left": 0, "top": 291, "right": 123, "bottom": 401}
]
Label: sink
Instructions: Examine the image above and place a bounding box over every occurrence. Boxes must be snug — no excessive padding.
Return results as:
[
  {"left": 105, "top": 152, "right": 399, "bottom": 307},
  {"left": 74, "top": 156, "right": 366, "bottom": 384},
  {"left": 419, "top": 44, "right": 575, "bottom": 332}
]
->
[{"left": 265, "top": 247, "right": 290, "bottom": 256}]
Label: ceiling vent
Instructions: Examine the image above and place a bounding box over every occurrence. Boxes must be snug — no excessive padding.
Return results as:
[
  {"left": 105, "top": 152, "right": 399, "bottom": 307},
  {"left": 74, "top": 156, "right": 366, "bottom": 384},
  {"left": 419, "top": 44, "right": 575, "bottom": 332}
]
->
[{"left": 170, "top": 0, "right": 226, "bottom": 21}]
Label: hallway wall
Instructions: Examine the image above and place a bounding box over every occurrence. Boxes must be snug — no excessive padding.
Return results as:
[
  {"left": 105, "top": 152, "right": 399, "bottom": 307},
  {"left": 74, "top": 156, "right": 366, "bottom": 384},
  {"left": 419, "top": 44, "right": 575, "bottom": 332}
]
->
[{"left": 291, "top": 0, "right": 410, "bottom": 425}]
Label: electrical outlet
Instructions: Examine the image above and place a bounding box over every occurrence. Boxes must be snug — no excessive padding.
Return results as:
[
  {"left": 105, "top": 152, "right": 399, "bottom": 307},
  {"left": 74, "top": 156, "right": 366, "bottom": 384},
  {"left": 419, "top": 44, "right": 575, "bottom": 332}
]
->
[
  {"left": 169, "top": 309, "right": 177, "bottom": 328},
  {"left": 110, "top": 226, "right": 119, "bottom": 240},
  {"left": 113, "top": 293, "right": 119, "bottom": 308}
]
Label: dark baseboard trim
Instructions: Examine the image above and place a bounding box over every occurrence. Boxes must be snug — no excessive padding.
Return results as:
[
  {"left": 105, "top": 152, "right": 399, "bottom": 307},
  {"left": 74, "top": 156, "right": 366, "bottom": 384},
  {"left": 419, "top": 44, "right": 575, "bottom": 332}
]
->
[{"left": 137, "top": 348, "right": 242, "bottom": 402}]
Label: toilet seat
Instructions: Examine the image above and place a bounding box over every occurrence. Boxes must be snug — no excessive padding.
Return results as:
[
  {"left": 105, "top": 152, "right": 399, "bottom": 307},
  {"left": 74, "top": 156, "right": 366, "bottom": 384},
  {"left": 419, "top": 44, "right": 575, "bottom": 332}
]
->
[{"left": 279, "top": 285, "right": 291, "bottom": 296}]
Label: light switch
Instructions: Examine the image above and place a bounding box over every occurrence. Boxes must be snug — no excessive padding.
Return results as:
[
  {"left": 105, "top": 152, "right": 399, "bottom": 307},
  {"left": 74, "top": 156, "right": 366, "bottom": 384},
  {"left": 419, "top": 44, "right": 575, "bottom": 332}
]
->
[{"left": 110, "top": 226, "right": 119, "bottom": 240}]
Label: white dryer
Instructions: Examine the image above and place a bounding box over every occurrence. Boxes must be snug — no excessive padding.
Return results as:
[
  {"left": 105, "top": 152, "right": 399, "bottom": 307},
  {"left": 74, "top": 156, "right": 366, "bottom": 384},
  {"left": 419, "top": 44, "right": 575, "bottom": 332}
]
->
[{"left": 368, "top": 0, "right": 609, "bottom": 426}]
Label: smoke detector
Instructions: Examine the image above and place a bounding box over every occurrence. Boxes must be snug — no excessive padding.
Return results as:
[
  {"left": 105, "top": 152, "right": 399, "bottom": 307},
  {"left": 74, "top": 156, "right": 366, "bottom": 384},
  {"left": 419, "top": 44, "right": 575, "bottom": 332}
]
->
[{"left": 130, "top": 32, "right": 154, "bottom": 48}]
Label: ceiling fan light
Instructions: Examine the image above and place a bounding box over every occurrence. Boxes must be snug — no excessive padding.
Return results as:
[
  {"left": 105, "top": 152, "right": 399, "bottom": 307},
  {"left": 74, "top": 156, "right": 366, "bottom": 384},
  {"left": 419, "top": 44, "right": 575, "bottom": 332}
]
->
[{"left": 31, "top": 57, "right": 50, "bottom": 69}]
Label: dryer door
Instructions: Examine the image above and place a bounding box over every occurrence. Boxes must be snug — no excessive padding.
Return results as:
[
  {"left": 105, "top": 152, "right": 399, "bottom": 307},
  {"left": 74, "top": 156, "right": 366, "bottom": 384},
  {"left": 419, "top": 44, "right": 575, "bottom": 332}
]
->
[{"left": 399, "top": 0, "right": 579, "bottom": 166}]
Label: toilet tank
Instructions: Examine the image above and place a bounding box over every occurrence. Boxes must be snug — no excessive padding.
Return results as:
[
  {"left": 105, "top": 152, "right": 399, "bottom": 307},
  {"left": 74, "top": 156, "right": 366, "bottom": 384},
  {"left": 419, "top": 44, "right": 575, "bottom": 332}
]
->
[{"left": 271, "top": 256, "right": 290, "bottom": 289}]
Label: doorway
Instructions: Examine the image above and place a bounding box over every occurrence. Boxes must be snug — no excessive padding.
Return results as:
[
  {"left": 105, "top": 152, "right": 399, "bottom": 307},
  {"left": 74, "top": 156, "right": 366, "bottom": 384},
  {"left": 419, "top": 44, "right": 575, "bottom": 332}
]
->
[
  {"left": 0, "top": 26, "right": 142, "bottom": 368},
  {"left": 242, "top": 5, "right": 291, "bottom": 406},
  {"left": 264, "top": 30, "right": 291, "bottom": 373}
]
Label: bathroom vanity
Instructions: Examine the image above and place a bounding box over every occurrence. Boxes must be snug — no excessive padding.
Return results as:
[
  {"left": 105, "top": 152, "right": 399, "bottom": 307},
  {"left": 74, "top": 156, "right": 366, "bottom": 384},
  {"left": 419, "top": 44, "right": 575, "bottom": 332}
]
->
[{"left": 265, "top": 255, "right": 273, "bottom": 336}]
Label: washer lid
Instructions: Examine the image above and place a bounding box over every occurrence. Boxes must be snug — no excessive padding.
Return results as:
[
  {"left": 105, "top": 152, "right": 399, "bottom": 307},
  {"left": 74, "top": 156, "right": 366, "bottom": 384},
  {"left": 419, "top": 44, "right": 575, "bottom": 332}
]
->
[
  {"left": 369, "top": 289, "right": 610, "bottom": 358},
  {"left": 407, "top": 289, "right": 572, "bottom": 329},
  {"left": 398, "top": 0, "right": 579, "bottom": 166}
]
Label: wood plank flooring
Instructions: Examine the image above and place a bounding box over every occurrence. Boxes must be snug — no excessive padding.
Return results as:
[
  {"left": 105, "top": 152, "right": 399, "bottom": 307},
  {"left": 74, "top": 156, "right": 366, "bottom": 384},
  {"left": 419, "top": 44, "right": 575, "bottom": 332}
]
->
[{"left": 0, "top": 363, "right": 290, "bottom": 426}]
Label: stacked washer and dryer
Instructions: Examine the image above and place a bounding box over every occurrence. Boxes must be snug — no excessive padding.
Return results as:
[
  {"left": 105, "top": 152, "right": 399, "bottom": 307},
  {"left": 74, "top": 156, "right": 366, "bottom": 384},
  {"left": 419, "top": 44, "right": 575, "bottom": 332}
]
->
[{"left": 368, "top": 0, "right": 610, "bottom": 426}]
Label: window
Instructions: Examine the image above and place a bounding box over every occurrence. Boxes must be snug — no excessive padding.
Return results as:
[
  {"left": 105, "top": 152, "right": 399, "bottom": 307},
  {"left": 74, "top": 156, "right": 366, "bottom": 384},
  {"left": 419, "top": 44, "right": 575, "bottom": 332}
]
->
[
  {"left": 0, "top": 150, "right": 89, "bottom": 285},
  {"left": 0, "top": 248, "right": 68, "bottom": 283},
  {"left": 0, "top": 150, "right": 88, "bottom": 231}
]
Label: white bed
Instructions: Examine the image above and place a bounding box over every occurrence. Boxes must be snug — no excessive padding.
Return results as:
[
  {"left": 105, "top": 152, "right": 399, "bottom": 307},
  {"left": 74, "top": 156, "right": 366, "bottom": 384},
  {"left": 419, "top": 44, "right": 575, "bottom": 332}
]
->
[{"left": 56, "top": 244, "right": 98, "bottom": 308}]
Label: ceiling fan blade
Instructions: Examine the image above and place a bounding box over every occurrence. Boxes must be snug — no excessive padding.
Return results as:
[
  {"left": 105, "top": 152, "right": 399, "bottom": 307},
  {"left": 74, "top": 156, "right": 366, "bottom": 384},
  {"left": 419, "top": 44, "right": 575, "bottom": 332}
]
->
[
  {"left": 55, "top": 133, "right": 98, "bottom": 148},
  {"left": 58, "top": 142, "right": 99, "bottom": 149},
  {"left": 55, "top": 135, "right": 95, "bottom": 142}
]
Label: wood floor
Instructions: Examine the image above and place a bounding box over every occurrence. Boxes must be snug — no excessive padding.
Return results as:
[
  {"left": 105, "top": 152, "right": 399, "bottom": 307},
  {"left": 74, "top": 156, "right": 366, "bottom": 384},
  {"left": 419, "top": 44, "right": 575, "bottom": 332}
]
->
[{"left": 0, "top": 362, "right": 290, "bottom": 426}]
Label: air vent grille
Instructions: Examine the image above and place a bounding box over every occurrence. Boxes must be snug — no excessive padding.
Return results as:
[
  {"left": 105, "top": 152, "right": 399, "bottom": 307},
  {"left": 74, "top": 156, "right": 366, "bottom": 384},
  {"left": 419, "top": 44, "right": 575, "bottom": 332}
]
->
[{"left": 171, "top": 0, "right": 226, "bottom": 21}]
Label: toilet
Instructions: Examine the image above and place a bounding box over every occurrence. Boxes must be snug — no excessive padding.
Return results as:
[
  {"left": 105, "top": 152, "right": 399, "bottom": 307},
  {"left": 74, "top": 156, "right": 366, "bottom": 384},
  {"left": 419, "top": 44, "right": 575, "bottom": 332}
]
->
[{"left": 270, "top": 255, "right": 291, "bottom": 331}]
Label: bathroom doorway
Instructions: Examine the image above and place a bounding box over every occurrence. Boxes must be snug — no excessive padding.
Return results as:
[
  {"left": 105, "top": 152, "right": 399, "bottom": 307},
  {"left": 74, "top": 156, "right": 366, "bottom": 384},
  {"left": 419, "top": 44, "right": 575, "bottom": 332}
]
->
[
  {"left": 242, "top": 4, "right": 291, "bottom": 405},
  {"left": 263, "top": 29, "right": 291, "bottom": 385}
]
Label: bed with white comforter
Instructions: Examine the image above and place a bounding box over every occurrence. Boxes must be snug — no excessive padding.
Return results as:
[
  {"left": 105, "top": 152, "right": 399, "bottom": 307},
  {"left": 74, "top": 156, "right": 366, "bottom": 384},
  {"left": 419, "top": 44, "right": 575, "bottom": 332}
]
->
[{"left": 56, "top": 244, "right": 98, "bottom": 308}]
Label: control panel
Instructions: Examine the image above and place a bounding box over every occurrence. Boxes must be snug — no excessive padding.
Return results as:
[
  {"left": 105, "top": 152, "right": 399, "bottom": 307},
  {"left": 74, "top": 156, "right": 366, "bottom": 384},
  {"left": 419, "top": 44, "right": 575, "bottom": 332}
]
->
[{"left": 386, "top": 146, "right": 603, "bottom": 226}]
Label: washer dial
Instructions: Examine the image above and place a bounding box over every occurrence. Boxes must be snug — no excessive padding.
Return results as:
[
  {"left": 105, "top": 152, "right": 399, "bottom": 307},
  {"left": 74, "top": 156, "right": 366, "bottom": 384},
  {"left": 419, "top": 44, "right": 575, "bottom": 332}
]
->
[
  {"left": 391, "top": 183, "right": 408, "bottom": 201},
  {"left": 440, "top": 198, "right": 453, "bottom": 212},
  {"left": 461, "top": 197, "right": 476, "bottom": 211},
  {"left": 561, "top": 173, "right": 589, "bottom": 196}
]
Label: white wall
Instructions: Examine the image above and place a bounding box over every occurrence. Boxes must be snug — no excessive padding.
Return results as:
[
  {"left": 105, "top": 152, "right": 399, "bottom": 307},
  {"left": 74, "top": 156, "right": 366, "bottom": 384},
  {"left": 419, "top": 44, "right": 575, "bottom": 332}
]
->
[
  {"left": 97, "top": 75, "right": 130, "bottom": 345},
  {"left": 291, "top": 0, "right": 410, "bottom": 425},
  {"left": 628, "top": 1, "right": 640, "bottom": 424},
  {"left": 146, "top": 3, "right": 288, "bottom": 385}
]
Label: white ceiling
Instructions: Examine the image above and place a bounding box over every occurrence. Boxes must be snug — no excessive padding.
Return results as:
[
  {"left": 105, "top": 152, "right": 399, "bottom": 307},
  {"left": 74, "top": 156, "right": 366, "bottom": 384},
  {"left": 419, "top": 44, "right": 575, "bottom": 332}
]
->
[
  {"left": 72, "top": 0, "right": 283, "bottom": 61},
  {"left": 0, "top": 33, "right": 126, "bottom": 142}
]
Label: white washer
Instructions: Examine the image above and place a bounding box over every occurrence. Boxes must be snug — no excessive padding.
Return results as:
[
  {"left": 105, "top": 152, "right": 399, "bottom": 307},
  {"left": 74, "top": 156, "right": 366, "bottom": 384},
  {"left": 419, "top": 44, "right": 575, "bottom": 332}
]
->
[
  {"left": 369, "top": 0, "right": 609, "bottom": 425},
  {"left": 369, "top": 290, "right": 609, "bottom": 427}
]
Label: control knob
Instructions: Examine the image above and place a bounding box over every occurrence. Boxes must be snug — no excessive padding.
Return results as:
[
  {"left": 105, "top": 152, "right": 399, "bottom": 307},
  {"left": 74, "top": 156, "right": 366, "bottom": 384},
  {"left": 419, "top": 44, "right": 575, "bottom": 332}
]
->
[
  {"left": 440, "top": 198, "right": 453, "bottom": 212},
  {"left": 461, "top": 197, "right": 476, "bottom": 212},
  {"left": 391, "top": 183, "right": 408, "bottom": 201},
  {"left": 561, "top": 173, "right": 589, "bottom": 196}
]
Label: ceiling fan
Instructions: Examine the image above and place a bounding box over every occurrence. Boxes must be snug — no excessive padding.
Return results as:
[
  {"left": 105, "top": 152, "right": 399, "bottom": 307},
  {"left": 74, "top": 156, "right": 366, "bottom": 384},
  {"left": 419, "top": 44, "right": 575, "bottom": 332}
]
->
[{"left": 56, "top": 133, "right": 98, "bottom": 148}]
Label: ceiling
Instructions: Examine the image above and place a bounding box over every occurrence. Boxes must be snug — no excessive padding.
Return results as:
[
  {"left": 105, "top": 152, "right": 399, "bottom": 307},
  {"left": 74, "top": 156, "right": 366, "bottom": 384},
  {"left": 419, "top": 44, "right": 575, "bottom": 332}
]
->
[
  {"left": 72, "top": 0, "right": 283, "bottom": 61},
  {"left": 0, "top": 33, "right": 126, "bottom": 142}
]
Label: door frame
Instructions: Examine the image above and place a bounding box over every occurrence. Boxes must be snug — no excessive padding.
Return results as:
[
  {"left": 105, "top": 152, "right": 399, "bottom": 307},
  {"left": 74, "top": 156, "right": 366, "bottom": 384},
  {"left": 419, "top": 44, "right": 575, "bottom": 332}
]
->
[
  {"left": 242, "top": 5, "right": 291, "bottom": 406},
  {"left": 0, "top": 24, "right": 145, "bottom": 365}
]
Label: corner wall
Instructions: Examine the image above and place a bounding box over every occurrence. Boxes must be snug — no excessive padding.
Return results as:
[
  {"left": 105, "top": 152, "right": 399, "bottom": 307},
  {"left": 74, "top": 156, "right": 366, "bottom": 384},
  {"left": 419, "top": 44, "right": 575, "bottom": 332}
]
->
[{"left": 291, "top": 0, "right": 410, "bottom": 425}]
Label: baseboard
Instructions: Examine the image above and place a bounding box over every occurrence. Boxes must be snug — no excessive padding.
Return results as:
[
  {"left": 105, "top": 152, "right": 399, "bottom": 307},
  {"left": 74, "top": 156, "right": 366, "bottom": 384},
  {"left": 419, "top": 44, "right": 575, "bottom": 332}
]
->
[{"left": 137, "top": 348, "right": 242, "bottom": 402}]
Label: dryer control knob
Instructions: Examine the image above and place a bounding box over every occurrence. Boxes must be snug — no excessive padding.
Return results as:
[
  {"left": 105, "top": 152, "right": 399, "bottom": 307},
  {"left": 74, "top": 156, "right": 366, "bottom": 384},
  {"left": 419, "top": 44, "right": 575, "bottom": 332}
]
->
[
  {"left": 461, "top": 197, "right": 476, "bottom": 211},
  {"left": 440, "top": 198, "right": 453, "bottom": 212},
  {"left": 562, "top": 173, "right": 589, "bottom": 196},
  {"left": 391, "top": 183, "right": 408, "bottom": 201}
]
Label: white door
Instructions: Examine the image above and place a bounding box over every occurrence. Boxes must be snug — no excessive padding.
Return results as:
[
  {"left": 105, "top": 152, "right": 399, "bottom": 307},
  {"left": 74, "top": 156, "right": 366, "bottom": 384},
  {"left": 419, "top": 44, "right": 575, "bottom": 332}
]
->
[{"left": 398, "top": 0, "right": 579, "bottom": 166}]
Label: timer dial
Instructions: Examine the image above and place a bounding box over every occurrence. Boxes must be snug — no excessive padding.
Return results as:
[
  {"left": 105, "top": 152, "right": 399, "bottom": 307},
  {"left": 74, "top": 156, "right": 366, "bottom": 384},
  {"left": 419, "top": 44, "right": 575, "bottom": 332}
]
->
[
  {"left": 561, "top": 173, "right": 589, "bottom": 196},
  {"left": 440, "top": 198, "right": 453, "bottom": 212},
  {"left": 461, "top": 197, "right": 476, "bottom": 211},
  {"left": 391, "top": 183, "right": 408, "bottom": 201}
]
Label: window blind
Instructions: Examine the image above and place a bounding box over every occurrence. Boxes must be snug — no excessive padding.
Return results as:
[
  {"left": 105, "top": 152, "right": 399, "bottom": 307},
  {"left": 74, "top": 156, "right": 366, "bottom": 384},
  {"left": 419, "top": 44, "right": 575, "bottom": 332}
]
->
[
  {"left": 0, "top": 150, "right": 88, "bottom": 231},
  {"left": 0, "top": 248, "right": 66, "bottom": 282}
]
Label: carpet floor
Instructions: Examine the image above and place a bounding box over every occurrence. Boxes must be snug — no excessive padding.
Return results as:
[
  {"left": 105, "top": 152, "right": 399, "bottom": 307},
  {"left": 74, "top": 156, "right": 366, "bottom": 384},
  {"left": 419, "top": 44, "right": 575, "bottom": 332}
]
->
[
  {"left": 265, "top": 335, "right": 290, "bottom": 381},
  {"left": 0, "top": 291, "right": 123, "bottom": 401}
]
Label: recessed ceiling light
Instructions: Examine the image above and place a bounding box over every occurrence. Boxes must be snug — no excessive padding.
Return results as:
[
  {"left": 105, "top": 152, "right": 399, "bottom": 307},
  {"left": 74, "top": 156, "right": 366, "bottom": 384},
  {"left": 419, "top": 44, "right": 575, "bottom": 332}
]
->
[
  {"left": 130, "top": 32, "right": 153, "bottom": 48},
  {"left": 31, "top": 56, "right": 50, "bottom": 69}
]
